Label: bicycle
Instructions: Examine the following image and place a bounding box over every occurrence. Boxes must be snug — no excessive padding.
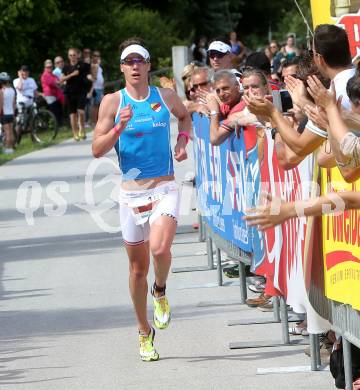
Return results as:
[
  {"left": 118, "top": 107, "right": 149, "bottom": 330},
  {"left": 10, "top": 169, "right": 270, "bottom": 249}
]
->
[{"left": 15, "top": 96, "right": 58, "bottom": 145}]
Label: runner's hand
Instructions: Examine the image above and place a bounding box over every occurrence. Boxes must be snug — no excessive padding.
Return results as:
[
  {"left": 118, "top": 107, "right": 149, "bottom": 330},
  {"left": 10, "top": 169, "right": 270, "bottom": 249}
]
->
[
  {"left": 174, "top": 138, "right": 187, "bottom": 162},
  {"left": 113, "top": 104, "right": 133, "bottom": 136}
]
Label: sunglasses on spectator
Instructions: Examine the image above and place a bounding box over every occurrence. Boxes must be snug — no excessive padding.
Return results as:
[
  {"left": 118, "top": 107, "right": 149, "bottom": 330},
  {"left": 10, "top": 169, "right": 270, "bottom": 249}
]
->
[
  {"left": 239, "top": 65, "right": 254, "bottom": 75},
  {"left": 121, "top": 58, "right": 148, "bottom": 65},
  {"left": 191, "top": 81, "right": 210, "bottom": 91},
  {"left": 208, "top": 50, "right": 228, "bottom": 59},
  {"left": 281, "top": 73, "right": 298, "bottom": 81},
  {"left": 93, "top": 54, "right": 100, "bottom": 57}
]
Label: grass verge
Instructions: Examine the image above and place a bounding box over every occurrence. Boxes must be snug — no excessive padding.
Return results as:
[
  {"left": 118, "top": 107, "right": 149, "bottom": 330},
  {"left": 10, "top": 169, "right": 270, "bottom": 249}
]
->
[{"left": 0, "top": 126, "right": 89, "bottom": 166}]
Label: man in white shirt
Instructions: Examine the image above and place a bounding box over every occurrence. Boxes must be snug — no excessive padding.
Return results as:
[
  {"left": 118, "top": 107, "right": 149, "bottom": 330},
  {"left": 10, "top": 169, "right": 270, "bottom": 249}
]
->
[
  {"left": 276, "top": 25, "right": 355, "bottom": 156},
  {"left": 246, "top": 25, "right": 357, "bottom": 171},
  {"left": 13, "top": 65, "right": 38, "bottom": 108},
  {"left": 53, "top": 56, "right": 64, "bottom": 79}
]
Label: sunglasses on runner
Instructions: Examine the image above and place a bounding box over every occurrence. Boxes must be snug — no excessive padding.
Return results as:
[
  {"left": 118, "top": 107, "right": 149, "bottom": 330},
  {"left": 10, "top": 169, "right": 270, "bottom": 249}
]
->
[
  {"left": 121, "top": 58, "right": 149, "bottom": 65},
  {"left": 208, "top": 50, "right": 228, "bottom": 59}
]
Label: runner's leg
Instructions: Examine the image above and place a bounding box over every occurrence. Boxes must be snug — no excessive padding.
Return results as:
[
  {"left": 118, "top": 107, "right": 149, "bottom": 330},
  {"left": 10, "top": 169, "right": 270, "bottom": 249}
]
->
[
  {"left": 149, "top": 215, "right": 177, "bottom": 296},
  {"left": 125, "top": 242, "right": 151, "bottom": 334}
]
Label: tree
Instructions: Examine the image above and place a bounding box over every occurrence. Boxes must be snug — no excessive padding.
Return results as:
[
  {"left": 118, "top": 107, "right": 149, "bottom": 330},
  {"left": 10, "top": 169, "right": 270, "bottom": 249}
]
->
[
  {"left": 0, "top": 1, "right": 181, "bottom": 81},
  {"left": 0, "top": 0, "right": 60, "bottom": 73}
]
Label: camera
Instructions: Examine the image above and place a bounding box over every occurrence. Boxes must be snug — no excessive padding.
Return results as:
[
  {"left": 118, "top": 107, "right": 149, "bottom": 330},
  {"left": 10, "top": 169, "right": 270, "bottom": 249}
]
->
[{"left": 272, "top": 89, "right": 293, "bottom": 113}]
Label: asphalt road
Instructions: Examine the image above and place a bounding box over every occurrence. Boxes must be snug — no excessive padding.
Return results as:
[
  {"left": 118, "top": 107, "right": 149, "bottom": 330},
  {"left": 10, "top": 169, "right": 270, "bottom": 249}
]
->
[{"left": 0, "top": 122, "right": 335, "bottom": 389}]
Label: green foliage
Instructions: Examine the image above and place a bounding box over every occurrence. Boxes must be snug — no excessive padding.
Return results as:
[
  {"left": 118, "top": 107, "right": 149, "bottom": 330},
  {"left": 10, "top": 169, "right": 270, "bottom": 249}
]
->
[
  {"left": 0, "top": 0, "right": 314, "bottom": 83},
  {"left": 0, "top": 1, "right": 182, "bottom": 81},
  {"left": 0, "top": 0, "right": 60, "bottom": 75},
  {"left": 233, "top": 0, "right": 312, "bottom": 50},
  {"left": 274, "top": 0, "right": 313, "bottom": 48},
  {"left": 107, "top": 6, "right": 182, "bottom": 78}
]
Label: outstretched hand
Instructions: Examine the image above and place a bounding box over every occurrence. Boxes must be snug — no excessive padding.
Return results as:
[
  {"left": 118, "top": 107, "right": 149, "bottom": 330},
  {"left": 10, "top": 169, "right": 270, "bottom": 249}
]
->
[{"left": 243, "top": 192, "right": 292, "bottom": 230}]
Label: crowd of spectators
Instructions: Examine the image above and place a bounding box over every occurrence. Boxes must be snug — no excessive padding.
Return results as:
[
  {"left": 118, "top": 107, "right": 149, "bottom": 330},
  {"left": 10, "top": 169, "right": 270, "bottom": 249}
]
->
[
  {"left": 181, "top": 26, "right": 360, "bottom": 389},
  {"left": 0, "top": 47, "right": 105, "bottom": 153}
]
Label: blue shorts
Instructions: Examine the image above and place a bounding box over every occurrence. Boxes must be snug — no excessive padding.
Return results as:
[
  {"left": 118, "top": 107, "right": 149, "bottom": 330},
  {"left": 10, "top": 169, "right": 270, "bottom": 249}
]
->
[
  {"left": 92, "top": 89, "right": 104, "bottom": 105},
  {"left": 1, "top": 115, "right": 14, "bottom": 125}
]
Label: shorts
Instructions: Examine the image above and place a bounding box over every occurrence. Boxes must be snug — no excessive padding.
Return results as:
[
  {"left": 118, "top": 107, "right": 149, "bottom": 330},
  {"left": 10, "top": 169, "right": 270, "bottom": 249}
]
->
[
  {"left": 1, "top": 115, "right": 14, "bottom": 125},
  {"left": 119, "top": 181, "right": 180, "bottom": 246},
  {"left": 92, "top": 88, "right": 104, "bottom": 105},
  {"left": 67, "top": 94, "right": 87, "bottom": 114}
]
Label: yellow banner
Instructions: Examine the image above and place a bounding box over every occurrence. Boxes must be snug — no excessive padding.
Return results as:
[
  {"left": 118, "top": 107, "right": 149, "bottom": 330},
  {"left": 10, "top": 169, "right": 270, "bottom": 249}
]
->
[
  {"left": 321, "top": 168, "right": 360, "bottom": 311},
  {"left": 309, "top": 0, "right": 332, "bottom": 27},
  {"left": 310, "top": 0, "right": 360, "bottom": 60}
]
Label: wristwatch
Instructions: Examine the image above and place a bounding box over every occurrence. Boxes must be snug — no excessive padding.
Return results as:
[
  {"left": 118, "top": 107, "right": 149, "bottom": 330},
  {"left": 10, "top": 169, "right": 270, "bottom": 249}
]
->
[
  {"left": 209, "top": 110, "right": 219, "bottom": 116},
  {"left": 271, "top": 127, "right": 278, "bottom": 140}
]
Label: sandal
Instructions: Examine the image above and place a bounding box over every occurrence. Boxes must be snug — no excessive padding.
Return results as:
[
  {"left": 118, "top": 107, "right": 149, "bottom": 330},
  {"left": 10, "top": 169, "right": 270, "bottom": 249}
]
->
[
  {"left": 248, "top": 282, "right": 265, "bottom": 293},
  {"left": 289, "top": 323, "right": 309, "bottom": 336}
]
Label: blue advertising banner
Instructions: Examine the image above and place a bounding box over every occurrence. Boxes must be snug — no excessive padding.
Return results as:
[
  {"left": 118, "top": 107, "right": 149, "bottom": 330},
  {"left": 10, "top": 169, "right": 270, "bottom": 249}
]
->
[{"left": 192, "top": 113, "right": 264, "bottom": 256}]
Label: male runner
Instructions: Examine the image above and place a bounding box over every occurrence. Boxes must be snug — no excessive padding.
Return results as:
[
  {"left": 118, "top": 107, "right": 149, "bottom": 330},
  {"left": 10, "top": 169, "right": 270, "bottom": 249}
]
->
[{"left": 92, "top": 40, "right": 191, "bottom": 361}]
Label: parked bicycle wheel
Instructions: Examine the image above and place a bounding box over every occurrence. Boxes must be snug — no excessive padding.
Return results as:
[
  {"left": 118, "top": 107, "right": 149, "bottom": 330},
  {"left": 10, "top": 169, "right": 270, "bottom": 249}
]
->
[
  {"left": 31, "top": 109, "right": 58, "bottom": 144},
  {"left": 15, "top": 104, "right": 27, "bottom": 145}
]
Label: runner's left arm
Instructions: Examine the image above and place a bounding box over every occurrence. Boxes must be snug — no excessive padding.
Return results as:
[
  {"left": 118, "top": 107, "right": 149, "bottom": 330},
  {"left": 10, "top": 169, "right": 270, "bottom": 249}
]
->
[{"left": 161, "top": 88, "right": 191, "bottom": 162}]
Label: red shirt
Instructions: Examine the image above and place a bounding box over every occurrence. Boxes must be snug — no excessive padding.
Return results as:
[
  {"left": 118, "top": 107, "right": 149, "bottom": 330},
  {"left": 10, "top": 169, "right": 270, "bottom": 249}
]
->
[
  {"left": 267, "top": 76, "right": 281, "bottom": 91},
  {"left": 219, "top": 100, "right": 257, "bottom": 153},
  {"left": 41, "top": 70, "right": 64, "bottom": 105}
]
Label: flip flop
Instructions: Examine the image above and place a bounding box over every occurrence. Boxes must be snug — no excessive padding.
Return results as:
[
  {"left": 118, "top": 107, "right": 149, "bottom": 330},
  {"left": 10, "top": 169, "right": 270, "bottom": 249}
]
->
[{"left": 289, "top": 324, "right": 309, "bottom": 336}]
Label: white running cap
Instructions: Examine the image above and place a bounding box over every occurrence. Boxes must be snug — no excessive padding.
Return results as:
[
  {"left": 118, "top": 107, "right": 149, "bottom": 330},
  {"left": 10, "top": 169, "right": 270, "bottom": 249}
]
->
[
  {"left": 207, "top": 41, "right": 231, "bottom": 53},
  {"left": 120, "top": 45, "right": 150, "bottom": 61}
]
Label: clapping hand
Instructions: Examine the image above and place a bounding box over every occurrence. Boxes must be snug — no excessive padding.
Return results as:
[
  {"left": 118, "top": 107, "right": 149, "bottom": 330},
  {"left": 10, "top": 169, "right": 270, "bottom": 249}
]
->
[
  {"left": 304, "top": 104, "right": 329, "bottom": 130},
  {"left": 307, "top": 76, "right": 336, "bottom": 109},
  {"left": 243, "top": 92, "right": 275, "bottom": 120},
  {"left": 285, "top": 75, "right": 308, "bottom": 108}
]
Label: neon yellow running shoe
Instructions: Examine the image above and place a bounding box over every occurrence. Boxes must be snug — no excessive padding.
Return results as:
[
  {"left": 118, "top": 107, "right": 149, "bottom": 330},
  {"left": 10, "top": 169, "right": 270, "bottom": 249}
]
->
[
  {"left": 79, "top": 130, "right": 87, "bottom": 140},
  {"left": 139, "top": 327, "right": 159, "bottom": 362},
  {"left": 152, "top": 293, "right": 171, "bottom": 330}
]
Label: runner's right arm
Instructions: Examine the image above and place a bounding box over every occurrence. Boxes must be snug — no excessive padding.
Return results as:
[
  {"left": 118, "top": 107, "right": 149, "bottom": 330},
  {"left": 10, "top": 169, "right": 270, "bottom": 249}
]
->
[{"left": 92, "top": 94, "right": 132, "bottom": 158}]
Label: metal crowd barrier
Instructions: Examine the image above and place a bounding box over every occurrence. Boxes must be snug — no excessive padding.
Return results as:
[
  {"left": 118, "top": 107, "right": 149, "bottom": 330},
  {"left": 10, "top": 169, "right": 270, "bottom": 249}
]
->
[{"left": 174, "top": 113, "right": 360, "bottom": 383}]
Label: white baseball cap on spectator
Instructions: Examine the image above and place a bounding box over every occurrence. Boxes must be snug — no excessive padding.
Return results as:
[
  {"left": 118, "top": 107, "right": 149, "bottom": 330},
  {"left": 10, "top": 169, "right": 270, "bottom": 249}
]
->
[
  {"left": 0, "top": 72, "right": 11, "bottom": 81},
  {"left": 207, "top": 41, "right": 231, "bottom": 54}
]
